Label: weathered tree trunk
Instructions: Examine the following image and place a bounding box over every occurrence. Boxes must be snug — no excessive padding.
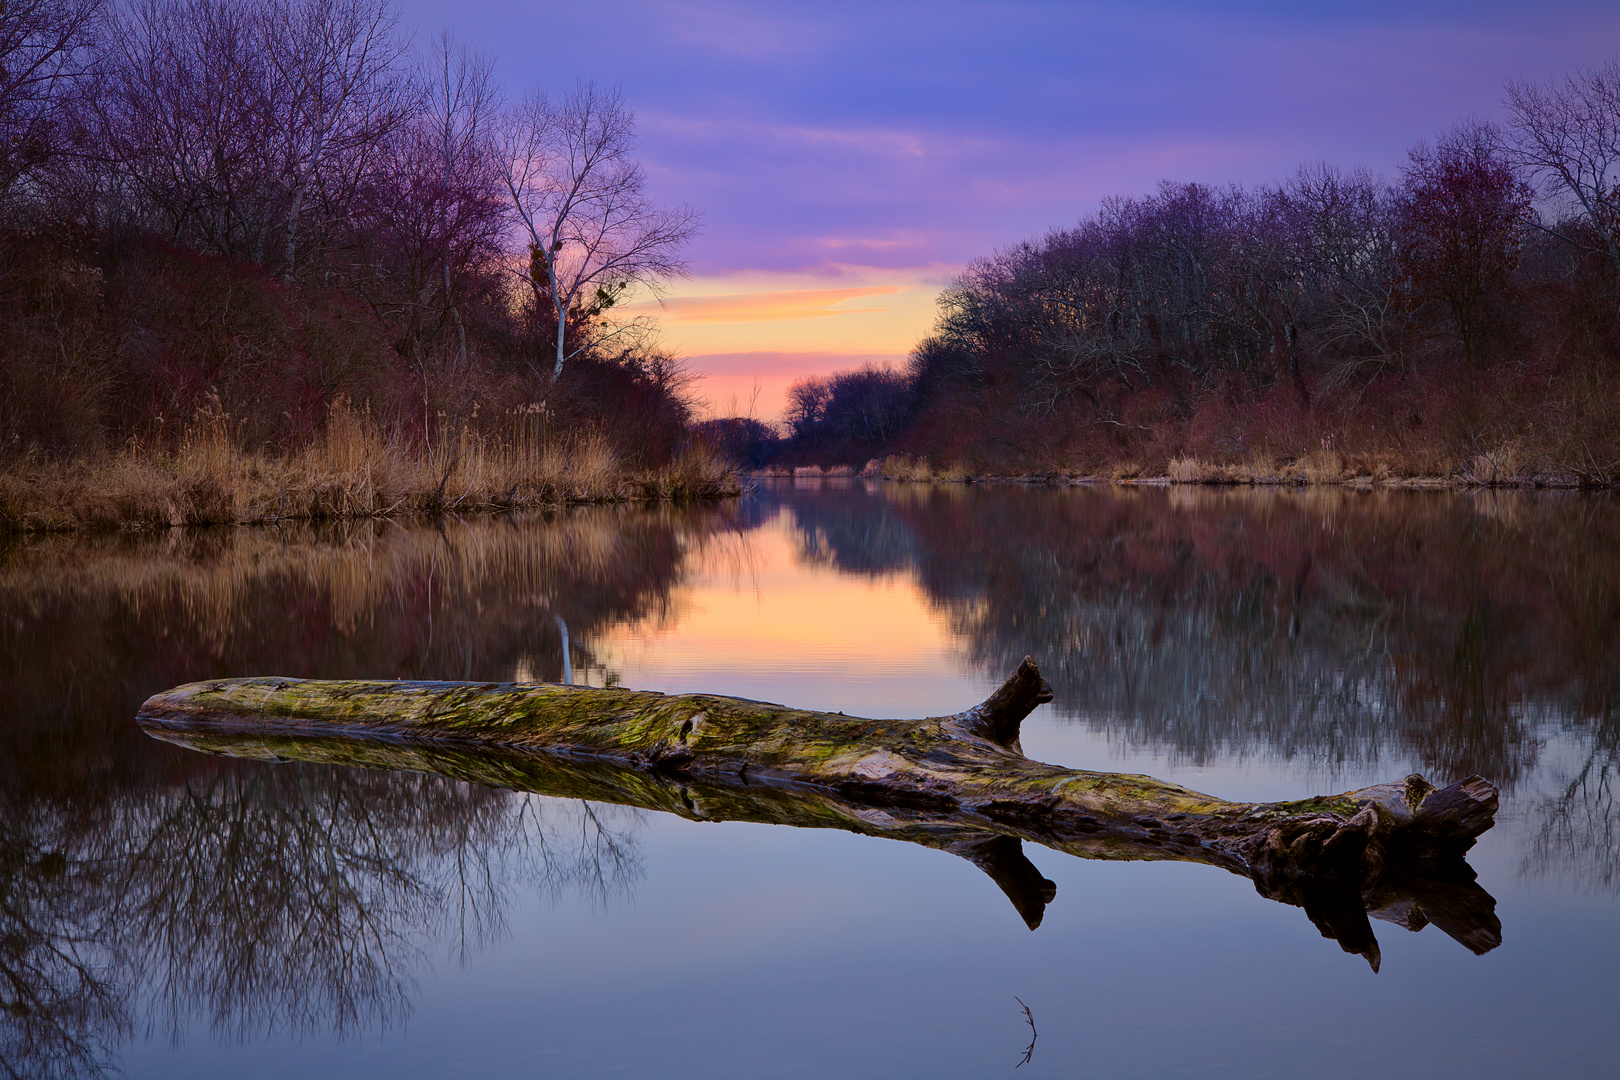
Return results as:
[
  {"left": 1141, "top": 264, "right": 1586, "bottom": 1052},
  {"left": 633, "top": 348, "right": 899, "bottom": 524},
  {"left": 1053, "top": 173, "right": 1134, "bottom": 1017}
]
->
[{"left": 138, "top": 658, "right": 1500, "bottom": 969}]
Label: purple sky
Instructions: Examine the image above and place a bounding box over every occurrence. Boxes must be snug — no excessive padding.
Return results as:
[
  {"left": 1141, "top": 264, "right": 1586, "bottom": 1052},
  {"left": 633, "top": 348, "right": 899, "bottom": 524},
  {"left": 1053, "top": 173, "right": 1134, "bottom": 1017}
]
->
[{"left": 399, "top": 0, "right": 1620, "bottom": 414}]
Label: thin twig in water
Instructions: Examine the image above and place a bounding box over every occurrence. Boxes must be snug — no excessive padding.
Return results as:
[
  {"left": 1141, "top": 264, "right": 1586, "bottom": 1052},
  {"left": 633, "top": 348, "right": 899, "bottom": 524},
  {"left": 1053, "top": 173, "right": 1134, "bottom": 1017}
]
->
[{"left": 1015, "top": 996, "right": 1037, "bottom": 1068}]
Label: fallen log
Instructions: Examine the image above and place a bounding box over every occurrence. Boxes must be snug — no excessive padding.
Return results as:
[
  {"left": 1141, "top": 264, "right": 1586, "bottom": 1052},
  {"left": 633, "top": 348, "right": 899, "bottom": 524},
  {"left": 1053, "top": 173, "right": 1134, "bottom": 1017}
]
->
[{"left": 137, "top": 658, "right": 1501, "bottom": 969}]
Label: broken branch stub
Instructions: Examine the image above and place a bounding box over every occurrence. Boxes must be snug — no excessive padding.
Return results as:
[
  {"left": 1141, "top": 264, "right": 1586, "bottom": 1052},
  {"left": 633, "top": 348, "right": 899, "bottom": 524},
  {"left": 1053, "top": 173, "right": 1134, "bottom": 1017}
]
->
[
  {"left": 138, "top": 658, "right": 1501, "bottom": 967},
  {"left": 950, "top": 655, "right": 1053, "bottom": 753}
]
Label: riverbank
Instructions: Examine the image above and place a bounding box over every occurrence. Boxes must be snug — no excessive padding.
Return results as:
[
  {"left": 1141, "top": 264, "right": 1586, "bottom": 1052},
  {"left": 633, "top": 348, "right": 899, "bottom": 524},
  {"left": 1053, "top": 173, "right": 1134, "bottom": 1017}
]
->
[
  {"left": 763, "top": 450, "right": 1618, "bottom": 489},
  {"left": 0, "top": 413, "right": 738, "bottom": 536}
]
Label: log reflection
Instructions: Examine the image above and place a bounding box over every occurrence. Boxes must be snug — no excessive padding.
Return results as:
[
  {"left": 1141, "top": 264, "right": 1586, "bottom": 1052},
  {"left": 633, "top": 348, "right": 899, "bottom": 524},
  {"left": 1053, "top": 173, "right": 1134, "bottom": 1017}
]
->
[{"left": 147, "top": 728, "right": 1501, "bottom": 975}]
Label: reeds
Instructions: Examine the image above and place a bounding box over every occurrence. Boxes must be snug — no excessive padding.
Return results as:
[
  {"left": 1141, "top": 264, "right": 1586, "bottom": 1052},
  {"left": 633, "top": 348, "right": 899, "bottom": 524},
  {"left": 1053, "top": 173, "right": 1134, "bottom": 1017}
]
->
[
  {"left": 1162, "top": 450, "right": 1410, "bottom": 486},
  {"left": 0, "top": 399, "right": 739, "bottom": 535},
  {"left": 1154, "top": 445, "right": 1552, "bottom": 487},
  {"left": 857, "top": 455, "right": 971, "bottom": 481},
  {"left": 1458, "top": 444, "right": 1527, "bottom": 487}
]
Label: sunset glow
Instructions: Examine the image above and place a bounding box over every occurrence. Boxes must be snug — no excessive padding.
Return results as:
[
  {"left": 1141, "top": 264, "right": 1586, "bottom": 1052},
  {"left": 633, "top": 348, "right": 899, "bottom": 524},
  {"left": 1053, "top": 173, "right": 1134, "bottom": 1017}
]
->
[
  {"left": 630, "top": 271, "right": 945, "bottom": 417},
  {"left": 596, "top": 502, "right": 957, "bottom": 680}
]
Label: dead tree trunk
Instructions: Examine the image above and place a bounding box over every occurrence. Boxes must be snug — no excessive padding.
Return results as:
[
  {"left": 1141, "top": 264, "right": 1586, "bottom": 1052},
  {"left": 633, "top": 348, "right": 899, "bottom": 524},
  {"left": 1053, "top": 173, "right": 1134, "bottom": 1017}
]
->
[{"left": 138, "top": 658, "right": 1500, "bottom": 969}]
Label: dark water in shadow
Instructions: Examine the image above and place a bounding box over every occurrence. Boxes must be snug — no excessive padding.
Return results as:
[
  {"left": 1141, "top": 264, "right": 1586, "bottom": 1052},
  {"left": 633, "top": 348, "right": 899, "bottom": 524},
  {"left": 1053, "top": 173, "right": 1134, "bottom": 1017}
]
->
[{"left": 1, "top": 485, "right": 1616, "bottom": 1078}]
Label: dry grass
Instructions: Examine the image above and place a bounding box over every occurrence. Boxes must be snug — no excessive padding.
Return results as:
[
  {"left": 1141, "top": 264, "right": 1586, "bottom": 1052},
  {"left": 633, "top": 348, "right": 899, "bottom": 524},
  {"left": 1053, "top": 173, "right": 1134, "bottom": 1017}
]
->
[
  {"left": 1108, "top": 461, "right": 1147, "bottom": 482},
  {"left": 1166, "top": 456, "right": 1220, "bottom": 483},
  {"left": 0, "top": 400, "right": 739, "bottom": 535},
  {"left": 1458, "top": 443, "right": 1528, "bottom": 487},
  {"left": 1153, "top": 444, "right": 1495, "bottom": 488},
  {"left": 1293, "top": 446, "right": 1347, "bottom": 484},
  {"left": 857, "top": 455, "right": 971, "bottom": 482},
  {"left": 878, "top": 455, "right": 931, "bottom": 480}
]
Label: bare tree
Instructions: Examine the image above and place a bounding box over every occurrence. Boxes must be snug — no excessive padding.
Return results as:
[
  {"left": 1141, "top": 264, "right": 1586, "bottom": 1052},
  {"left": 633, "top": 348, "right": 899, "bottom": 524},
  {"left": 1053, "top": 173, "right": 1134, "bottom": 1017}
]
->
[
  {"left": 100, "top": 0, "right": 410, "bottom": 273},
  {"left": 1398, "top": 119, "right": 1533, "bottom": 366},
  {"left": 101, "top": 0, "right": 280, "bottom": 257},
  {"left": 356, "top": 32, "right": 504, "bottom": 373},
  {"left": 415, "top": 32, "right": 503, "bottom": 365},
  {"left": 498, "top": 82, "right": 699, "bottom": 386},
  {"left": 784, "top": 374, "right": 833, "bottom": 439},
  {"left": 0, "top": 0, "right": 103, "bottom": 202},
  {"left": 1280, "top": 162, "right": 1408, "bottom": 382},
  {"left": 264, "top": 0, "right": 412, "bottom": 281},
  {"left": 1504, "top": 60, "right": 1620, "bottom": 278}
]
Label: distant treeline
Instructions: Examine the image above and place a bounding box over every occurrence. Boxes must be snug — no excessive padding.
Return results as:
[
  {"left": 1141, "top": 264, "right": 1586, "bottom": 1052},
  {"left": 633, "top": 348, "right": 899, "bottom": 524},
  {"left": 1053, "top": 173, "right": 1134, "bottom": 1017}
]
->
[
  {"left": 767, "top": 68, "right": 1620, "bottom": 484},
  {"left": 0, "top": 0, "right": 698, "bottom": 468}
]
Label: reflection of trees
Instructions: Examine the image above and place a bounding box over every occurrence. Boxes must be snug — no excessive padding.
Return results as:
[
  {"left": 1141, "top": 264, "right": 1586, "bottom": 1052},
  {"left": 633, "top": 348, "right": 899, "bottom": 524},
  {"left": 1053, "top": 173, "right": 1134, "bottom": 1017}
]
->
[
  {"left": 0, "top": 506, "right": 724, "bottom": 1077},
  {"left": 784, "top": 483, "right": 918, "bottom": 578},
  {"left": 766, "top": 482, "right": 1620, "bottom": 887},
  {"left": 0, "top": 763, "right": 644, "bottom": 1078},
  {"left": 125, "top": 767, "right": 480, "bottom": 1041},
  {"left": 532, "top": 800, "right": 643, "bottom": 909},
  {"left": 1521, "top": 730, "right": 1620, "bottom": 891},
  {"left": 1, "top": 811, "right": 126, "bottom": 1080}
]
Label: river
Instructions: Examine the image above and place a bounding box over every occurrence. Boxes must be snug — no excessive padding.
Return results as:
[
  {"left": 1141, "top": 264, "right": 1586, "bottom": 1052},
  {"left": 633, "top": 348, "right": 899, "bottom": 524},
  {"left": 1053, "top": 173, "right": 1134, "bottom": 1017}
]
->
[{"left": 2, "top": 480, "right": 1616, "bottom": 1078}]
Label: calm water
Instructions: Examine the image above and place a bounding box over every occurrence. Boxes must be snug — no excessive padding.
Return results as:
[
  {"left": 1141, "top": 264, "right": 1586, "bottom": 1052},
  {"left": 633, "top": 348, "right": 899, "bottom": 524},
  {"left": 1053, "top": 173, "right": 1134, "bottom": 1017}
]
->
[{"left": 3, "top": 482, "right": 1617, "bottom": 1078}]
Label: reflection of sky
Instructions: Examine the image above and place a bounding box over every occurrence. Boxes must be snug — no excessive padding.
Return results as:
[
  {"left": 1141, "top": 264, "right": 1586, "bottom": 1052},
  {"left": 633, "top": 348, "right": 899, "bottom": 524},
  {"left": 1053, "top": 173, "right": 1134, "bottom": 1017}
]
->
[
  {"left": 594, "top": 503, "right": 973, "bottom": 716},
  {"left": 399, "top": 0, "right": 1620, "bottom": 415}
]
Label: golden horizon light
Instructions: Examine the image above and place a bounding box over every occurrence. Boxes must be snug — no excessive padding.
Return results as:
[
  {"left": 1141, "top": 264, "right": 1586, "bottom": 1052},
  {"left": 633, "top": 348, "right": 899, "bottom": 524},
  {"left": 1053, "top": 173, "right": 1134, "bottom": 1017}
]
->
[{"left": 625, "top": 268, "right": 952, "bottom": 419}]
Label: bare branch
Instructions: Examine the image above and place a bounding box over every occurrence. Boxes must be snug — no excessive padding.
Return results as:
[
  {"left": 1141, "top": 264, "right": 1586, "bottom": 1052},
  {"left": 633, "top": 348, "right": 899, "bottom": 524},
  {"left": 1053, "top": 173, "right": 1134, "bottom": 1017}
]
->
[{"left": 497, "top": 81, "right": 700, "bottom": 386}]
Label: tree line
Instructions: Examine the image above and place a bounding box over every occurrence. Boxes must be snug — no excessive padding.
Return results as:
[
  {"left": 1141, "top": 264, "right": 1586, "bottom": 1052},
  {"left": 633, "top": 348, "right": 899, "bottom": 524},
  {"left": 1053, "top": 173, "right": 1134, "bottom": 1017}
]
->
[
  {"left": 777, "top": 64, "right": 1620, "bottom": 480},
  {"left": 0, "top": 0, "right": 698, "bottom": 465}
]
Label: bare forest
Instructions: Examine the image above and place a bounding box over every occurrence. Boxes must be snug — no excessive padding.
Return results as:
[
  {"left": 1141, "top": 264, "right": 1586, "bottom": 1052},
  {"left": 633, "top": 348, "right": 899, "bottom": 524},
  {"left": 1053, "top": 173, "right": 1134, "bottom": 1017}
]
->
[
  {"left": 777, "top": 69, "right": 1620, "bottom": 486},
  {"left": 8, "top": 2, "right": 1620, "bottom": 522},
  {"left": 0, "top": 0, "right": 719, "bottom": 533}
]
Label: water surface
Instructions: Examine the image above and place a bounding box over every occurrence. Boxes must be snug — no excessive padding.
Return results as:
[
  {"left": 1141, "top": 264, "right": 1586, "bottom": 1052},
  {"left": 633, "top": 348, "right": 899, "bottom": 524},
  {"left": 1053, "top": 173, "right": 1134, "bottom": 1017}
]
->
[{"left": 3, "top": 482, "right": 1616, "bottom": 1078}]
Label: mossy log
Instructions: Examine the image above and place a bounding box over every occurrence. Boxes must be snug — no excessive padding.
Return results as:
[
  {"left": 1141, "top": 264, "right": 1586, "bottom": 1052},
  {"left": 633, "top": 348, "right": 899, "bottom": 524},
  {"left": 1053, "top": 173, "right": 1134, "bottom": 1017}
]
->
[{"left": 137, "top": 658, "right": 1500, "bottom": 969}]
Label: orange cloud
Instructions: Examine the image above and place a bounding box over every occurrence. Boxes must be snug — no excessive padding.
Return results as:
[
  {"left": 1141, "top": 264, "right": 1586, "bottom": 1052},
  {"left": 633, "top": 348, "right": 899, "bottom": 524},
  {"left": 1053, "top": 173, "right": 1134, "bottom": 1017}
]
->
[{"left": 636, "top": 286, "right": 900, "bottom": 324}]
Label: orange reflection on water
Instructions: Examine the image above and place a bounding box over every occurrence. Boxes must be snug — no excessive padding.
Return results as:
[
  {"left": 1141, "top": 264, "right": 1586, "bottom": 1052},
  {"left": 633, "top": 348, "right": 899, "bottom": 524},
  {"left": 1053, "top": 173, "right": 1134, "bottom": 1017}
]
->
[{"left": 594, "top": 506, "right": 960, "bottom": 704}]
